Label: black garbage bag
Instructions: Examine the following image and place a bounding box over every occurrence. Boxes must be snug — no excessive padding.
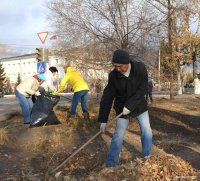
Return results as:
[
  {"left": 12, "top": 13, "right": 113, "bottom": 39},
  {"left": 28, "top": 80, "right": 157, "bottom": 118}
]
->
[
  {"left": 32, "top": 86, "right": 46, "bottom": 103},
  {"left": 30, "top": 93, "right": 60, "bottom": 127}
]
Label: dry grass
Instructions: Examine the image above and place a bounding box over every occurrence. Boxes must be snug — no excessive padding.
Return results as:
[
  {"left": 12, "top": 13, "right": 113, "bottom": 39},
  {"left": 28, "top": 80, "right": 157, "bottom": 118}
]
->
[
  {"left": 22, "top": 101, "right": 100, "bottom": 153},
  {"left": 23, "top": 136, "right": 49, "bottom": 152},
  {"left": 0, "top": 127, "right": 9, "bottom": 145},
  {"left": 50, "top": 127, "right": 69, "bottom": 145},
  {"left": 54, "top": 101, "right": 100, "bottom": 130}
]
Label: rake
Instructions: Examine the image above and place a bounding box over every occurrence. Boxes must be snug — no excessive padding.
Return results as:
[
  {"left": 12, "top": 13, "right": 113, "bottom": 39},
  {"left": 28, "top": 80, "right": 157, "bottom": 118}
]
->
[{"left": 49, "top": 112, "right": 123, "bottom": 175}]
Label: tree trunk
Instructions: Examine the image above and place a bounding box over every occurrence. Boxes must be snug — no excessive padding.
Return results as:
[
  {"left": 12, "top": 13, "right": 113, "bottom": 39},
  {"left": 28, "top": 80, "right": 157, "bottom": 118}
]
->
[
  {"left": 168, "top": 0, "right": 174, "bottom": 100},
  {"left": 158, "top": 49, "right": 161, "bottom": 91}
]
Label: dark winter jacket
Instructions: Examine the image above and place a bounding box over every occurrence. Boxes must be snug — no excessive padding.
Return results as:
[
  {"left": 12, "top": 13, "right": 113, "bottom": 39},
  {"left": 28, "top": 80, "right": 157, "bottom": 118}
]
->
[{"left": 98, "top": 60, "right": 148, "bottom": 123}]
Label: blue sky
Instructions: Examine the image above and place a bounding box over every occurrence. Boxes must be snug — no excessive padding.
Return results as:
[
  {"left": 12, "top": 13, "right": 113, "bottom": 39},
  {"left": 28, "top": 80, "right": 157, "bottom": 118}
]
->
[{"left": 0, "top": 0, "right": 53, "bottom": 56}]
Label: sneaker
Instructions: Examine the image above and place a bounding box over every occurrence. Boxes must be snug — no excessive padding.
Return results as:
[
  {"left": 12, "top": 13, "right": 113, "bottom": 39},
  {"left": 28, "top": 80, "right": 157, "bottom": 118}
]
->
[{"left": 143, "top": 155, "right": 151, "bottom": 161}]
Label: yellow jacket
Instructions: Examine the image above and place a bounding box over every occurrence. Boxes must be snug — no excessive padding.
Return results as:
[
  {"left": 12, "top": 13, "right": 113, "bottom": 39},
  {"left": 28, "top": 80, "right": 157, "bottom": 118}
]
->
[{"left": 60, "top": 67, "right": 89, "bottom": 93}]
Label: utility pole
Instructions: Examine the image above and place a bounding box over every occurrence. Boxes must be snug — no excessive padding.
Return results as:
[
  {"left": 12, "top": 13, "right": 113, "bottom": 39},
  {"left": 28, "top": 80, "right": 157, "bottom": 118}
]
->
[
  {"left": 36, "top": 32, "right": 49, "bottom": 74},
  {"left": 42, "top": 48, "right": 45, "bottom": 63}
]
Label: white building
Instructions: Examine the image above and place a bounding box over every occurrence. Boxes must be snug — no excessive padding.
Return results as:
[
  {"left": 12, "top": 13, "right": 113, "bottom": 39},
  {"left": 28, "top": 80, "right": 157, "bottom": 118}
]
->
[
  {"left": 0, "top": 52, "right": 109, "bottom": 93},
  {"left": 1, "top": 54, "right": 37, "bottom": 84},
  {"left": 0, "top": 53, "right": 65, "bottom": 88}
]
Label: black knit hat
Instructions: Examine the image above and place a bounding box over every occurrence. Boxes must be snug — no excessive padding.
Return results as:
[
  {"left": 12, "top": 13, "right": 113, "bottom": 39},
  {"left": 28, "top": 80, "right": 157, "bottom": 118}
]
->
[{"left": 112, "top": 49, "right": 130, "bottom": 64}]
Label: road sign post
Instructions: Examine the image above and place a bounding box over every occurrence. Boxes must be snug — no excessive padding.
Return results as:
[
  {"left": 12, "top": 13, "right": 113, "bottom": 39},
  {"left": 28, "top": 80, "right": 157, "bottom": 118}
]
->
[{"left": 36, "top": 32, "right": 49, "bottom": 74}]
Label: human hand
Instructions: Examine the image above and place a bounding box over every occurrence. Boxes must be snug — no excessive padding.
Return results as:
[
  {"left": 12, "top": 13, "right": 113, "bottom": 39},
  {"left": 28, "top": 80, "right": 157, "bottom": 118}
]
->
[
  {"left": 35, "top": 91, "right": 41, "bottom": 96},
  {"left": 122, "top": 107, "right": 130, "bottom": 115},
  {"left": 100, "top": 123, "right": 107, "bottom": 132},
  {"left": 53, "top": 90, "right": 61, "bottom": 96}
]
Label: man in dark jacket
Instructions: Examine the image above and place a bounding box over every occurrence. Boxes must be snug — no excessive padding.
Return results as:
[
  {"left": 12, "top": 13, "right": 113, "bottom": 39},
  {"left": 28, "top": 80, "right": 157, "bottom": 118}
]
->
[{"left": 98, "top": 49, "right": 152, "bottom": 167}]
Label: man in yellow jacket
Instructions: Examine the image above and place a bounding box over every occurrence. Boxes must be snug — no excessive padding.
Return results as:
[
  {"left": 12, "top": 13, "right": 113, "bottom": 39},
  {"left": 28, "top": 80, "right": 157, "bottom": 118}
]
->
[{"left": 56, "top": 65, "right": 90, "bottom": 120}]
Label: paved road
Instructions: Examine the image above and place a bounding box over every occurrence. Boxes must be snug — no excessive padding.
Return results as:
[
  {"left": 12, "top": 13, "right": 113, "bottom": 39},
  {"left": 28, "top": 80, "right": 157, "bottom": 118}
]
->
[
  {"left": 0, "top": 94, "right": 72, "bottom": 122},
  {"left": 0, "top": 95, "right": 20, "bottom": 121}
]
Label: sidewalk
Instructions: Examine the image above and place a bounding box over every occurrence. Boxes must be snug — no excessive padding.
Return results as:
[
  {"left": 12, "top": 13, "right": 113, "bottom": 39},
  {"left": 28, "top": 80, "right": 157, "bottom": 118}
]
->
[{"left": 0, "top": 95, "right": 20, "bottom": 122}]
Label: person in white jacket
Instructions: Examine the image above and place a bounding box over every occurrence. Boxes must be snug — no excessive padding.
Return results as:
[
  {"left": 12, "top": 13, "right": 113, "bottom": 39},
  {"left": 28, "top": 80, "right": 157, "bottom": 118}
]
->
[{"left": 15, "top": 74, "right": 46, "bottom": 124}]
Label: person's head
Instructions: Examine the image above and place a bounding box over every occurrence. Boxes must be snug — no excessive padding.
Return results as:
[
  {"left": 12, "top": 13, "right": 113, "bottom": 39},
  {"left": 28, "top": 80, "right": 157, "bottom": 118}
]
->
[
  {"left": 37, "top": 74, "right": 46, "bottom": 85},
  {"left": 112, "top": 49, "right": 130, "bottom": 74},
  {"left": 49, "top": 66, "right": 58, "bottom": 76}
]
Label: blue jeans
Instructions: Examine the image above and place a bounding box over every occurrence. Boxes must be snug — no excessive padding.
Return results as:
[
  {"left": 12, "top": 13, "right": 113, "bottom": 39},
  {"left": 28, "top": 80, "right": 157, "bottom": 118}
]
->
[
  {"left": 70, "top": 90, "right": 88, "bottom": 115},
  {"left": 106, "top": 110, "right": 152, "bottom": 167},
  {"left": 15, "top": 90, "right": 33, "bottom": 123}
]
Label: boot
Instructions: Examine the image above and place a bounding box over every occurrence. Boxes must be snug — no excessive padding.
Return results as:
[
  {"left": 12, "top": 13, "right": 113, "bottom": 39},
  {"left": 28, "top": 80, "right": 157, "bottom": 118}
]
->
[
  {"left": 83, "top": 112, "right": 90, "bottom": 121},
  {"left": 66, "top": 111, "right": 76, "bottom": 121},
  {"left": 150, "top": 96, "right": 153, "bottom": 104}
]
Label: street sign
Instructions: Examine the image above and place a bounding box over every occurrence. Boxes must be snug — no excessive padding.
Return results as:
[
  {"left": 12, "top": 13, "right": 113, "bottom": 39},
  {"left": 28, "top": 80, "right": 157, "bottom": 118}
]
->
[
  {"left": 37, "top": 32, "right": 48, "bottom": 44},
  {"left": 37, "top": 61, "right": 46, "bottom": 74}
]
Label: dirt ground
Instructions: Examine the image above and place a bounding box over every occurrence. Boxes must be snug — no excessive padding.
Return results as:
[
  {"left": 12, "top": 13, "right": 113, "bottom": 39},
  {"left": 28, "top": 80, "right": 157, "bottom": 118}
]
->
[{"left": 0, "top": 95, "right": 199, "bottom": 181}]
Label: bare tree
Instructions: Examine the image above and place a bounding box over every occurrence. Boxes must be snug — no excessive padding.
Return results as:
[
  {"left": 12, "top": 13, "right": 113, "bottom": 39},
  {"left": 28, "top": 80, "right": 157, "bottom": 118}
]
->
[
  {"left": 148, "top": 0, "right": 200, "bottom": 98},
  {"left": 47, "top": 0, "right": 164, "bottom": 68}
]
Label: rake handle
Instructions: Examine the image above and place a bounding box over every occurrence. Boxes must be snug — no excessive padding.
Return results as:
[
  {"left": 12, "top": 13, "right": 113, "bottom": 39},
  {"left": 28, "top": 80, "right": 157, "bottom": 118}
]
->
[
  {"left": 49, "top": 112, "right": 122, "bottom": 175},
  {"left": 50, "top": 131, "right": 101, "bottom": 174}
]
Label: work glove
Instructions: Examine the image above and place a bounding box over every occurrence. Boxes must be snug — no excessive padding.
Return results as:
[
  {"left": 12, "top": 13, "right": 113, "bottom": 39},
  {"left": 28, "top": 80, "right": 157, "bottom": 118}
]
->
[
  {"left": 100, "top": 123, "right": 107, "bottom": 133},
  {"left": 35, "top": 91, "right": 41, "bottom": 96},
  {"left": 53, "top": 90, "right": 61, "bottom": 96},
  {"left": 122, "top": 107, "right": 130, "bottom": 115}
]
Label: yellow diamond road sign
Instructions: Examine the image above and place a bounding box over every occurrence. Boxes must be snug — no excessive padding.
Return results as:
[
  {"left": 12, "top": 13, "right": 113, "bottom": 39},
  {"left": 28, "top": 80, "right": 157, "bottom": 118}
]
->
[{"left": 37, "top": 32, "right": 48, "bottom": 44}]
